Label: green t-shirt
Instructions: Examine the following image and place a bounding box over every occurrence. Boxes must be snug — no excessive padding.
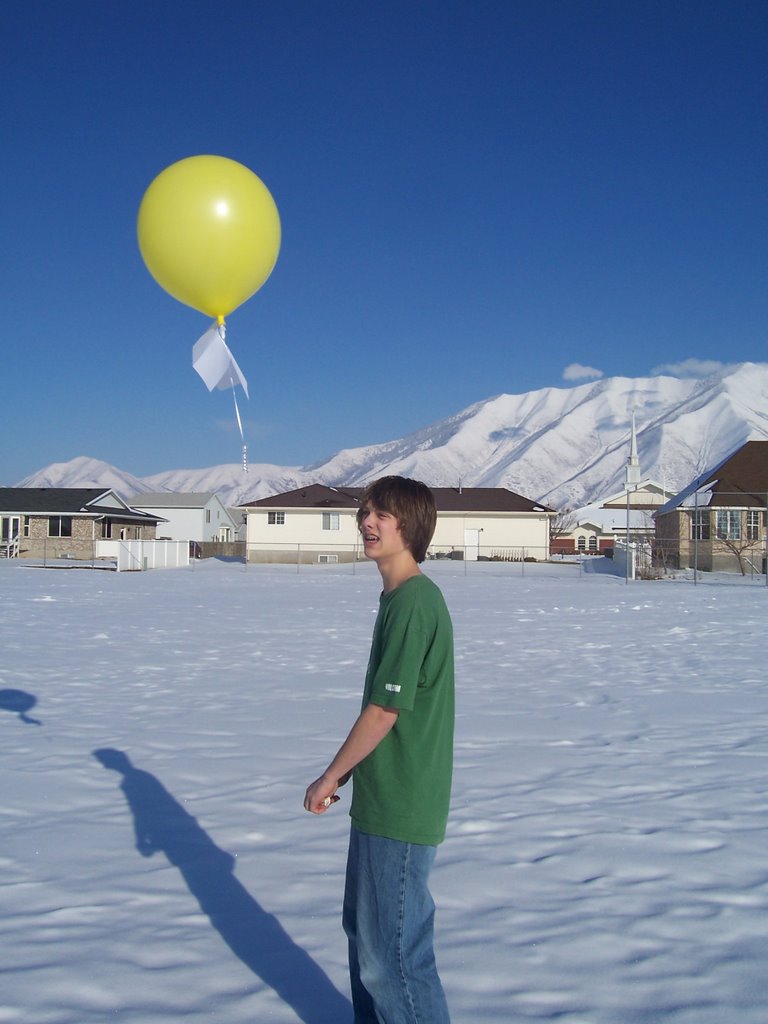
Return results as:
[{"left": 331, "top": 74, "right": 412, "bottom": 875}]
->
[{"left": 350, "top": 574, "right": 455, "bottom": 845}]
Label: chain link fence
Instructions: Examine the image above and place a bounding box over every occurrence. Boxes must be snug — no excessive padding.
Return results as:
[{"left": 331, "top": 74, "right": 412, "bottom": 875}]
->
[
  {"left": 238, "top": 497, "right": 768, "bottom": 588},
  {"left": 241, "top": 542, "right": 594, "bottom": 579},
  {"left": 8, "top": 497, "right": 766, "bottom": 588}
]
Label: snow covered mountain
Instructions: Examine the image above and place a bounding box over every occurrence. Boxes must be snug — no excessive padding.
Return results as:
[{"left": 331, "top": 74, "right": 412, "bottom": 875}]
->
[
  {"left": 15, "top": 363, "right": 768, "bottom": 510},
  {"left": 14, "top": 457, "right": 157, "bottom": 498}
]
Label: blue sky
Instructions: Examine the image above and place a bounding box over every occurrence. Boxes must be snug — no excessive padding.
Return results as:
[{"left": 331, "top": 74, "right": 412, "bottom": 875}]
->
[{"left": 2, "top": 0, "right": 766, "bottom": 483}]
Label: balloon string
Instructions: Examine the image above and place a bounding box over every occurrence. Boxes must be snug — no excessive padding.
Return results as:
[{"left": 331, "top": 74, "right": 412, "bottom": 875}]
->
[
  {"left": 231, "top": 379, "right": 244, "bottom": 441},
  {"left": 220, "top": 320, "right": 246, "bottom": 471}
]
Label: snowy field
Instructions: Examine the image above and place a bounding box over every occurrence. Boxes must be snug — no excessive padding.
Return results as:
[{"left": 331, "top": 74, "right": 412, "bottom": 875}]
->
[{"left": 1, "top": 558, "right": 766, "bottom": 1024}]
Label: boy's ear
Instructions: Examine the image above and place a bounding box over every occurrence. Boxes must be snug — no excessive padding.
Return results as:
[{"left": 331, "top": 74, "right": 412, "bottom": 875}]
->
[{"left": 396, "top": 519, "right": 416, "bottom": 553}]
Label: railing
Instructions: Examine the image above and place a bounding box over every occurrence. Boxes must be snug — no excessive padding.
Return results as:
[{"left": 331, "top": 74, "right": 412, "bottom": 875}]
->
[
  {"left": 8, "top": 538, "right": 190, "bottom": 570},
  {"left": 1, "top": 533, "right": 20, "bottom": 558}
]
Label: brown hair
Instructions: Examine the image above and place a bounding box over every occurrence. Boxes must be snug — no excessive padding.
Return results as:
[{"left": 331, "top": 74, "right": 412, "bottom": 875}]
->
[{"left": 356, "top": 476, "right": 437, "bottom": 563}]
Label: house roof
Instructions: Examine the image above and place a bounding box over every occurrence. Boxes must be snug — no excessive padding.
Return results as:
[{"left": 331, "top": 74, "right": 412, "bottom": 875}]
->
[
  {"left": 242, "top": 484, "right": 554, "bottom": 515},
  {"left": 430, "top": 488, "right": 554, "bottom": 513},
  {"left": 242, "top": 484, "right": 359, "bottom": 509},
  {"left": 656, "top": 440, "right": 768, "bottom": 514},
  {"left": 0, "top": 487, "right": 163, "bottom": 523},
  {"left": 572, "top": 519, "right": 605, "bottom": 531}
]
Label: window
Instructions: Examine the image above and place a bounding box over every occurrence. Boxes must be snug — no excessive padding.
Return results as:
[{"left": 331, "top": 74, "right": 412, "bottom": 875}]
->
[
  {"left": 206, "top": 510, "right": 211, "bottom": 524},
  {"left": 101, "top": 520, "right": 112, "bottom": 539},
  {"left": 577, "top": 536, "right": 585, "bottom": 552},
  {"left": 716, "top": 510, "right": 741, "bottom": 541},
  {"left": 588, "top": 536, "right": 597, "bottom": 552},
  {"left": 318, "top": 553, "right": 339, "bottom": 563},
  {"left": 268, "top": 511, "right": 285, "bottom": 526},
  {"left": 690, "top": 510, "right": 710, "bottom": 541},
  {"left": 746, "top": 510, "right": 762, "bottom": 542},
  {"left": 322, "top": 512, "right": 340, "bottom": 531},
  {"left": 23, "top": 516, "right": 30, "bottom": 538},
  {"left": 48, "top": 516, "right": 72, "bottom": 538}
]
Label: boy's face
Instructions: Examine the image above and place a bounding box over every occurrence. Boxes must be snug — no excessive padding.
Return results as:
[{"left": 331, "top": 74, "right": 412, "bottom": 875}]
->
[{"left": 359, "top": 504, "right": 410, "bottom": 563}]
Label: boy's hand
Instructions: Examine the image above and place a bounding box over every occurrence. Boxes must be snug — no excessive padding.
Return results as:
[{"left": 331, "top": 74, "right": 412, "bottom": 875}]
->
[
  {"left": 304, "top": 775, "right": 341, "bottom": 814},
  {"left": 303, "top": 704, "right": 395, "bottom": 815}
]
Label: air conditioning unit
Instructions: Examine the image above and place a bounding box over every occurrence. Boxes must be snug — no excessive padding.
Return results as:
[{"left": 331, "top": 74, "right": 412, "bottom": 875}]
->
[{"left": 318, "top": 553, "right": 338, "bottom": 564}]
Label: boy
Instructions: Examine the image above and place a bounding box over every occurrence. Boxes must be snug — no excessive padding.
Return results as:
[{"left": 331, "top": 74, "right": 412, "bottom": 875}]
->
[{"left": 304, "top": 475, "right": 454, "bottom": 1024}]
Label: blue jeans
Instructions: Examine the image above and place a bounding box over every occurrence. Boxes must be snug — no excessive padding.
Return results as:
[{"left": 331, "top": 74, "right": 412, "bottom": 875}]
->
[{"left": 343, "top": 827, "right": 450, "bottom": 1024}]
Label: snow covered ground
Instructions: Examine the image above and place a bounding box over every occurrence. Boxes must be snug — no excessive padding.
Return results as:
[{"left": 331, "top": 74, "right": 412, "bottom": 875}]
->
[{"left": 1, "top": 558, "right": 766, "bottom": 1024}]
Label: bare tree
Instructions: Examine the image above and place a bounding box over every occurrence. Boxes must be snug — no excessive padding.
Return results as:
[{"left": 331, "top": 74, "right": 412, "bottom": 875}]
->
[
  {"left": 717, "top": 535, "right": 762, "bottom": 575},
  {"left": 550, "top": 508, "right": 577, "bottom": 546},
  {"left": 715, "top": 510, "right": 763, "bottom": 575},
  {"left": 679, "top": 429, "right": 716, "bottom": 482}
]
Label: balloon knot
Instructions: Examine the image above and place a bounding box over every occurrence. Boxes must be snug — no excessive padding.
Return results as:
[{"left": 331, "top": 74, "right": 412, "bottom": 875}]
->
[{"left": 217, "top": 315, "right": 226, "bottom": 326}]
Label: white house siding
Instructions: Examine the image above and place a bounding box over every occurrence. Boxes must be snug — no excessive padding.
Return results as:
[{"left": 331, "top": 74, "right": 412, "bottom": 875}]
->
[
  {"left": 153, "top": 507, "right": 201, "bottom": 541},
  {"left": 138, "top": 496, "right": 238, "bottom": 543},
  {"left": 431, "top": 513, "right": 551, "bottom": 558},
  {"left": 246, "top": 508, "right": 360, "bottom": 562},
  {"left": 200, "top": 496, "right": 239, "bottom": 542},
  {"left": 246, "top": 507, "right": 552, "bottom": 562},
  {"left": 602, "top": 483, "right": 670, "bottom": 509}
]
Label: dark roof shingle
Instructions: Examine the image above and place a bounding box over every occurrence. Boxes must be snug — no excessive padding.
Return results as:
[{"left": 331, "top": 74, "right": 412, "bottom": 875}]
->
[
  {"left": 0, "top": 488, "right": 162, "bottom": 522},
  {"left": 242, "top": 484, "right": 553, "bottom": 514}
]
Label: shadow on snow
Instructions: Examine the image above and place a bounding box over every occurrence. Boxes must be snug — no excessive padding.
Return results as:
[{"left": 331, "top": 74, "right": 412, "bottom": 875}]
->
[
  {"left": 0, "top": 689, "right": 42, "bottom": 725},
  {"left": 93, "top": 748, "right": 351, "bottom": 1023}
]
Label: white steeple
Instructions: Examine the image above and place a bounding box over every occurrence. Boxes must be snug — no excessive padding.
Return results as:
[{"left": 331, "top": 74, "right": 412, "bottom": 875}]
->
[{"left": 626, "top": 411, "right": 641, "bottom": 487}]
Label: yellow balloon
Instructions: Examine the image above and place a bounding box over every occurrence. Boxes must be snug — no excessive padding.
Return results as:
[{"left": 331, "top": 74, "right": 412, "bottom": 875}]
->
[{"left": 137, "top": 155, "right": 281, "bottom": 319}]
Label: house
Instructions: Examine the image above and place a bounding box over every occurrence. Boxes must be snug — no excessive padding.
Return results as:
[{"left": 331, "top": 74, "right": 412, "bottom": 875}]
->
[
  {"left": 551, "top": 517, "right": 614, "bottom": 557},
  {"left": 133, "top": 492, "right": 244, "bottom": 545},
  {"left": 241, "top": 484, "right": 556, "bottom": 564},
  {"left": 654, "top": 440, "right": 768, "bottom": 573},
  {"left": 0, "top": 488, "right": 163, "bottom": 560}
]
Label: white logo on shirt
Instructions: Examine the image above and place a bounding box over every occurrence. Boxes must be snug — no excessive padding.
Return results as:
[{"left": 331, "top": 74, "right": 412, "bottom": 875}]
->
[{"left": 385, "top": 683, "right": 401, "bottom": 693}]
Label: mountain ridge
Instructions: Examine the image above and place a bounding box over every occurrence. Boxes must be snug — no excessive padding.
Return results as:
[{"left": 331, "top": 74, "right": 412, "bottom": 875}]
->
[{"left": 13, "top": 363, "right": 768, "bottom": 510}]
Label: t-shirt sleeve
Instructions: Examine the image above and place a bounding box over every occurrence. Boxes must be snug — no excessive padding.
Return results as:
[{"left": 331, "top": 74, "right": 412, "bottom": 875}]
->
[{"left": 367, "top": 598, "right": 429, "bottom": 712}]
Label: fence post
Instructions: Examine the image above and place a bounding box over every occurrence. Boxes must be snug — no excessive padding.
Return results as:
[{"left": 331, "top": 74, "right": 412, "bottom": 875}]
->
[
  {"left": 693, "top": 490, "right": 699, "bottom": 585},
  {"left": 625, "top": 489, "right": 630, "bottom": 584}
]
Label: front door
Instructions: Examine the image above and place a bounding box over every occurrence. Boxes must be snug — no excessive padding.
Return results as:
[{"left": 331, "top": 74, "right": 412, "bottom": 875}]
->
[{"left": 464, "top": 528, "right": 480, "bottom": 561}]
